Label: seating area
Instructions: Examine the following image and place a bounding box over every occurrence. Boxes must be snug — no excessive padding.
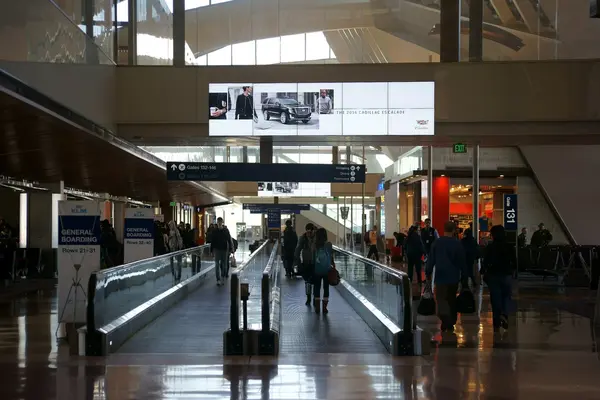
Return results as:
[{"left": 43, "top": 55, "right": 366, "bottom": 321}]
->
[{"left": 0, "top": 240, "right": 56, "bottom": 285}]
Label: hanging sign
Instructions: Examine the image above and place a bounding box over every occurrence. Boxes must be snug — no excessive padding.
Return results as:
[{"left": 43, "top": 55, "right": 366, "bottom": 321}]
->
[
  {"left": 503, "top": 194, "right": 518, "bottom": 231},
  {"left": 57, "top": 201, "right": 101, "bottom": 324},
  {"left": 340, "top": 206, "right": 350, "bottom": 220},
  {"left": 124, "top": 208, "right": 155, "bottom": 263},
  {"left": 267, "top": 209, "right": 281, "bottom": 229}
]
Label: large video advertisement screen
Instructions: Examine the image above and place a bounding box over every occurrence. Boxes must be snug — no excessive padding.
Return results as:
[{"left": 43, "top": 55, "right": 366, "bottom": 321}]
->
[
  {"left": 257, "top": 182, "right": 330, "bottom": 198},
  {"left": 208, "top": 82, "right": 434, "bottom": 136}
]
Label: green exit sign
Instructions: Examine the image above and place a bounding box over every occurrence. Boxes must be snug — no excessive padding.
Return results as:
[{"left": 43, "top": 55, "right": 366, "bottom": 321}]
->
[
  {"left": 453, "top": 143, "right": 467, "bottom": 154},
  {"left": 169, "top": 201, "right": 177, "bottom": 207}
]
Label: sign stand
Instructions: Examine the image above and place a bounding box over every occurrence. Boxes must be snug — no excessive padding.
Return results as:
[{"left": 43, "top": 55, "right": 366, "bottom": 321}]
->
[
  {"left": 340, "top": 206, "right": 350, "bottom": 249},
  {"left": 55, "top": 264, "right": 87, "bottom": 337}
]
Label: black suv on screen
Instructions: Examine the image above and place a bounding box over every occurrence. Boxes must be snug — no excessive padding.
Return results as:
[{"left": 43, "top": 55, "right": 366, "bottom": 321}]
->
[{"left": 261, "top": 97, "right": 311, "bottom": 124}]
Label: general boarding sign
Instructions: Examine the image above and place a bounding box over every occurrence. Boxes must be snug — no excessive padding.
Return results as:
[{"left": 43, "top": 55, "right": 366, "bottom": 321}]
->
[
  {"left": 58, "top": 201, "right": 102, "bottom": 324},
  {"left": 124, "top": 208, "right": 155, "bottom": 263}
]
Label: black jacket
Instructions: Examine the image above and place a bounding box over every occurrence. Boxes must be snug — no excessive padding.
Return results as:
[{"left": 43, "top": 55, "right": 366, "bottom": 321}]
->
[
  {"left": 531, "top": 229, "right": 552, "bottom": 248},
  {"left": 405, "top": 230, "right": 424, "bottom": 258},
  {"left": 283, "top": 227, "right": 298, "bottom": 257},
  {"left": 482, "top": 240, "right": 516, "bottom": 277},
  {"left": 235, "top": 94, "right": 257, "bottom": 119},
  {"left": 210, "top": 227, "right": 232, "bottom": 252},
  {"left": 421, "top": 227, "right": 437, "bottom": 254}
]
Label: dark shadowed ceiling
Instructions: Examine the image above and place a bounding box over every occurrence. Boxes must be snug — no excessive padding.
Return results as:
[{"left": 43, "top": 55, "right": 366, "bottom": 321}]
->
[{"left": 0, "top": 77, "right": 227, "bottom": 206}]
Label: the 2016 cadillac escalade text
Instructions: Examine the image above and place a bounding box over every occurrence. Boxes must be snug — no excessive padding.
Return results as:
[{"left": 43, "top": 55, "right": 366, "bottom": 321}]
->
[{"left": 261, "top": 97, "right": 311, "bottom": 124}]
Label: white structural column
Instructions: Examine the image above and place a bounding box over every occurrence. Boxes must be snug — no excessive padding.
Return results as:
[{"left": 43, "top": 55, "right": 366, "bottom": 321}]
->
[
  {"left": 113, "top": 202, "right": 126, "bottom": 244},
  {"left": 25, "top": 181, "right": 65, "bottom": 249},
  {"left": 473, "top": 144, "right": 480, "bottom": 240}
]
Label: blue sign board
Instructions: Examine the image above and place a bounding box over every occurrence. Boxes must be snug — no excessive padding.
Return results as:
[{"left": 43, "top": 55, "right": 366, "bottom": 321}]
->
[
  {"left": 267, "top": 209, "right": 281, "bottom": 229},
  {"left": 503, "top": 194, "right": 518, "bottom": 231},
  {"left": 166, "top": 162, "right": 366, "bottom": 183},
  {"left": 124, "top": 218, "right": 155, "bottom": 240},
  {"left": 58, "top": 215, "right": 102, "bottom": 245}
]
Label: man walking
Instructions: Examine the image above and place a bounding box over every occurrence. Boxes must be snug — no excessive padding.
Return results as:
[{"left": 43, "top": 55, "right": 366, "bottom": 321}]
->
[
  {"left": 210, "top": 217, "right": 233, "bottom": 286},
  {"left": 282, "top": 220, "right": 298, "bottom": 277},
  {"left": 426, "top": 221, "right": 469, "bottom": 333},
  {"left": 421, "top": 218, "right": 439, "bottom": 256}
]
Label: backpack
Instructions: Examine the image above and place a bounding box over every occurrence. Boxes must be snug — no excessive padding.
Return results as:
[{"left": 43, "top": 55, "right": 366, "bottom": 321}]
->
[{"left": 314, "top": 246, "right": 331, "bottom": 276}]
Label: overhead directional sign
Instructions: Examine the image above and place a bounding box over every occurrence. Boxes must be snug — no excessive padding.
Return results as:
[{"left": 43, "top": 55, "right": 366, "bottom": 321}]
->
[
  {"left": 242, "top": 203, "right": 310, "bottom": 212},
  {"left": 166, "top": 162, "right": 366, "bottom": 183},
  {"left": 243, "top": 204, "right": 310, "bottom": 214}
]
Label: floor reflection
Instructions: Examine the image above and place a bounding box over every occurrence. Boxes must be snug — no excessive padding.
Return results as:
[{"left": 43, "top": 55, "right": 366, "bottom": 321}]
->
[{"left": 1, "top": 278, "right": 600, "bottom": 399}]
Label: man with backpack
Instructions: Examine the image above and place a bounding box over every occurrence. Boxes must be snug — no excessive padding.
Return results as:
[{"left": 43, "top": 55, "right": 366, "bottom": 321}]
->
[
  {"left": 282, "top": 220, "right": 298, "bottom": 277},
  {"left": 210, "top": 217, "right": 233, "bottom": 286},
  {"left": 294, "top": 223, "right": 316, "bottom": 305}
]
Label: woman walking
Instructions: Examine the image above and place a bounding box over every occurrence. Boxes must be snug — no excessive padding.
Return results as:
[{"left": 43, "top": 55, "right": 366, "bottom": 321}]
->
[{"left": 313, "top": 228, "right": 336, "bottom": 314}]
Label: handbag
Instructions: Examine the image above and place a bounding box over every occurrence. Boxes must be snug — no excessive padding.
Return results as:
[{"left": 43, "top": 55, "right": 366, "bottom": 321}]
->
[
  {"left": 328, "top": 267, "right": 340, "bottom": 286},
  {"left": 230, "top": 254, "right": 237, "bottom": 269},
  {"left": 456, "top": 290, "right": 476, "bottom": 314},
  {"left": 417, "top": 282, "right": 437, "bottom": 316}
]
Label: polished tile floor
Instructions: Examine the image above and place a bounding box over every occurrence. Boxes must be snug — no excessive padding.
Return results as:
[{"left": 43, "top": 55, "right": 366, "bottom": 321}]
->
[{"left": 1, "top": 280, "right": 600, "bottom": 399}]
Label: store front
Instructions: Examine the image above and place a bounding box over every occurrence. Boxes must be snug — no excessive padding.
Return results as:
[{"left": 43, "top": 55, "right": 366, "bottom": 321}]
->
[
  {"left": 396, "top": 174, "right": 518, "bottom": 239},
  {"left": 448, "top": 178, "right": 516, "bottom": 241}
]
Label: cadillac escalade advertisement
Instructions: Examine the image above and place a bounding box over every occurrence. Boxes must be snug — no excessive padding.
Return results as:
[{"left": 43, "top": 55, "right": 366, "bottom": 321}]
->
[{"left": 208, "top": 82, "right": 435, "bottom": 136}]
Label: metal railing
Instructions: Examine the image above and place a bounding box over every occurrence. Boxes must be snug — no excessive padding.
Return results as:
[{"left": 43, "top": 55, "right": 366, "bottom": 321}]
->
[
  {"left": 225, "top": 240, "right": 270, "bottom": 355},
  {"left": 333, "top": 246, "right": 413, "bottom": 335},
  {"left": 259, "top": 243, "right": 281, "bottom": 355},
  {"left": 86, "top": 245, "right": 209, "bottom": 354}
]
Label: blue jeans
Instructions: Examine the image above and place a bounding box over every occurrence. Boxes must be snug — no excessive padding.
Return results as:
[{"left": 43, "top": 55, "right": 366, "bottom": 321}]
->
[
  {"left": 486, "top": 275, "right": 512, "bottom": 327},
  {"left": 214, "top": 250, "right": 228, "bottom": 281}
]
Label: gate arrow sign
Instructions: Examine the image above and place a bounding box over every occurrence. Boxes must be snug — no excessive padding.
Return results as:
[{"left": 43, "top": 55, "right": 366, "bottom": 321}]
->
[{"left": 170, "top": 164, "right": 178, "bottom": 171}]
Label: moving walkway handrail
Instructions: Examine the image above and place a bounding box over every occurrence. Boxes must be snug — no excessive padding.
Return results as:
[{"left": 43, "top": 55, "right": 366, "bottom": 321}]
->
[
  {"left": 229, "top": 240, "right": 269, "bottom": 333},
  {"left": 332, "top": 245, "right": 414, "bottom": 333},
  {"left": 87, "top": 245, "right": 209, "bottom": 333},
  {"left": 262, "top": 242, "right": 280, "bottom": 333}
]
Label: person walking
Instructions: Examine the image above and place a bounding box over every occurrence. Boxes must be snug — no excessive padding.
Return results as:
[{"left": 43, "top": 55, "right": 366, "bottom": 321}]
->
[
  {"left": 481, "top": 225, "right": 516, "bottom": 332},
  {"left": 295, "top": 223, "right": 316, "bottom": 306},
  {"left": 421, "top": 218, "right": 439, "bottom": 257},
  {"left": 425, "top": 221, "right": 469, "bottom": 333},
  {"left": 366, "top": 225, "right": 380, "bottom": 261},
  {"left": 461, "top": 227, "right": 480, "bottom": 287},
  {"left": 405, "top": 224, "right": 425, "bottom": 284},
  {"left": 312, "top": 228, "right": 335, "bottom": 314},
  {"left": 282, "top": 220, "right": 298, "bottom": 277},
  {"left": 210, "top": 217, "right": 233, "bottom": 286},
  {"left": 167, "top": 220, "right": 183, "bottom": 253}
]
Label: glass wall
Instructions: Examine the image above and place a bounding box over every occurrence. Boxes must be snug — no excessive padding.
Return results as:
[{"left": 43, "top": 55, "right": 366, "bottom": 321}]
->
[
  {"left": 478, "top": 0, "right": 600, "bottom": 61},
  {"left": 53, "top": 0, "right": 116, "bottom": 61},
  {"left": 55, "top": 0, "right": 600, "bottom": 64},
  {"left": 136, "top": 0, "right": 174, "bottom": 65},
  {"left": 184, "top": 0, "right": 440, "bottom": 65},
  {"left": 140, "top": 145, "right": 260, "bottom": 162}
]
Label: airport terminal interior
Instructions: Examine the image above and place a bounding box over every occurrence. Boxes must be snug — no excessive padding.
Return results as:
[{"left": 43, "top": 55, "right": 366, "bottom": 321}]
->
[{"left": 1, "top": 0, "right": 600, "bottom": 399}]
